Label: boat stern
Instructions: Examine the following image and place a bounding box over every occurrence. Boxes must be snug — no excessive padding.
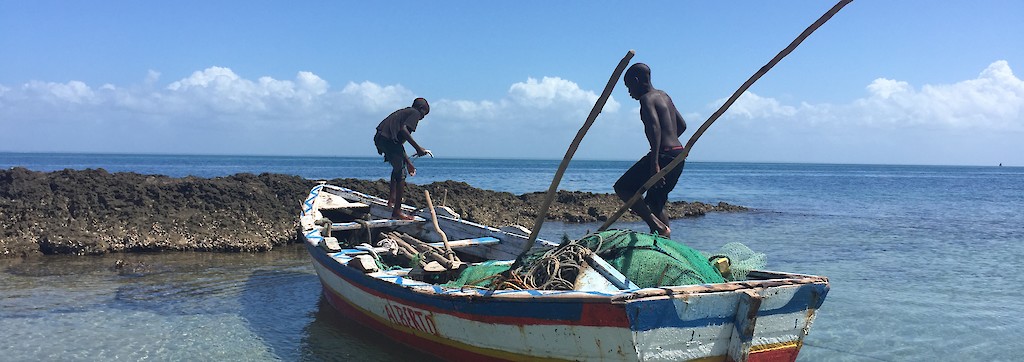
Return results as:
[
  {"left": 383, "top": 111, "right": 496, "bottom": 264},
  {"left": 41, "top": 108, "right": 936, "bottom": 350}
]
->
[{"left": 622, "top": 273, "right": 829, "bottom": 362}]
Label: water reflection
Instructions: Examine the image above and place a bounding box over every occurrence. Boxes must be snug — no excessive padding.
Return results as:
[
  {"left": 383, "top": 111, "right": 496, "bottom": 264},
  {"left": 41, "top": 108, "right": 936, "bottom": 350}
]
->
[{"left": 298, "top": 297, "right": 441, "bottom": 362}]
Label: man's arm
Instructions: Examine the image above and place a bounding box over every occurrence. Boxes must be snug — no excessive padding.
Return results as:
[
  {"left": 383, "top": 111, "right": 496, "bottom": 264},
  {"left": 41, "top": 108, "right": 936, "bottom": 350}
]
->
[{"left": 399, "top": 127, "right": 428, "bottom": 157}]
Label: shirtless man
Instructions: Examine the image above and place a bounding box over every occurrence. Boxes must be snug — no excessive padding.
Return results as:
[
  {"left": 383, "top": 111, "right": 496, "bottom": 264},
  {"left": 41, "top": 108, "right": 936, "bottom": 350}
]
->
[
  {"left": 374, "top": 98, "right": 431, "bottom": 220},
  {"left": 614, "top": 63, "right": 687, "bottom": 237}
]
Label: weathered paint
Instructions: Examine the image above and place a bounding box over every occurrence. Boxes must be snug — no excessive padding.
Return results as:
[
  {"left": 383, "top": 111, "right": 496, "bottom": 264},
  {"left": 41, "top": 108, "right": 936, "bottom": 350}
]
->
[
  {"left": 300, "top": 184, "right": 829, "bottom": 361},
  {"left": 310, "top": 244, "right": 637, "bottom": 360}
]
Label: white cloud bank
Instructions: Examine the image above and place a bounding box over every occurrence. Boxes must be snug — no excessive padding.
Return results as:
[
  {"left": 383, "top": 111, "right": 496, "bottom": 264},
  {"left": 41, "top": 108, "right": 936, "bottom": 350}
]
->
[
  {"left": 719, "top": 60, "right": 1023, "bottom": 131},
  {"left": 0, "top": 61, "right": 1021, "bottom": 165}
]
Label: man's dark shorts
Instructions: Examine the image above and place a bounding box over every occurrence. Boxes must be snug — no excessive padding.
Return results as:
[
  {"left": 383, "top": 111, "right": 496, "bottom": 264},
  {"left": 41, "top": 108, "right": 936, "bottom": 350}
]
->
[
  {"left": 613, "top": 148, "right": 684, "bottom": 214},
  {"left": 374, "top": 134, "right": 407, "bottom": 180}
]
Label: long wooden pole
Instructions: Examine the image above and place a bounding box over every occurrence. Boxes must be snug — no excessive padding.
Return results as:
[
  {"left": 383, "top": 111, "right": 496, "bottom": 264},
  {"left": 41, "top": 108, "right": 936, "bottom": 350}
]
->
[
  {"left": 599, "top": 0, "right": 853, "bottom": 232},
  {"left": 423, "top": 190, "right": 452, "bottom": 256},
  {"left": 516, "top": 50, "right": 635, "bottom": 259}
]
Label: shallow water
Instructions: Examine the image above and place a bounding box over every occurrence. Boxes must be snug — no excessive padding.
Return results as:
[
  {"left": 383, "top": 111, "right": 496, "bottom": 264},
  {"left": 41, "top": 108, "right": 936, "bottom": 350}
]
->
[
  {"left": 0, "top": 246, "right": 442, "bottom": 361},
  {"left": 3, "top": 154, "right": 1023, "bottom": 361}
]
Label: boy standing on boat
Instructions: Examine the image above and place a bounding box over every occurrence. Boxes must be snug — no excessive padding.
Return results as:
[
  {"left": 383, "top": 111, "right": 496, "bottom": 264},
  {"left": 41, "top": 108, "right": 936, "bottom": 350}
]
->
[
  {"left": 374, "top": 98, "right": 432, "bottom": 220},
  {"left": 614, "top": 63, "right": 686, "bottom": 237}
]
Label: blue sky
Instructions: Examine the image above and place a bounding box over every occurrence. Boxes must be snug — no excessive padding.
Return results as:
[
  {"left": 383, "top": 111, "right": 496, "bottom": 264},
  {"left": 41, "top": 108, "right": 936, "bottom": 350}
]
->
[{"left": 2, "top": 1, "right": 1022, "bottom": 166}]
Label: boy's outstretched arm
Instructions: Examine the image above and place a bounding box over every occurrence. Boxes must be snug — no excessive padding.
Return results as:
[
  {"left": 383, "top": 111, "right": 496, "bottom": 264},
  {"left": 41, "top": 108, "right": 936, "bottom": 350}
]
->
[{"left": 400, "top": 127, "right": 428, "bottom": 157}]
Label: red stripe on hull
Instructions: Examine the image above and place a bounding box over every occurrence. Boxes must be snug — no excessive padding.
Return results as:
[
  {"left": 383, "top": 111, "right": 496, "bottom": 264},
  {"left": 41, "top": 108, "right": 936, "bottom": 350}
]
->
[
  {"left": 320, "top": 280, "right": 519, "bottom": 361},
  {"left": 746, "top": 346, "right": 800, "bottom": 362},
  {"left": 580, "top": 303, "right": 631, "bottom": 327}
]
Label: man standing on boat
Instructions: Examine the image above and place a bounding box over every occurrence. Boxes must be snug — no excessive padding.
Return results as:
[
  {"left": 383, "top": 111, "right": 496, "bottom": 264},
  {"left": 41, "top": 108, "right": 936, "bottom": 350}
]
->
[
  {"left": 374, "top": 97, "right": 432, "bottom": 220},
  {"left": 614, "top": 63, "right": 686, "bottom": 237}
]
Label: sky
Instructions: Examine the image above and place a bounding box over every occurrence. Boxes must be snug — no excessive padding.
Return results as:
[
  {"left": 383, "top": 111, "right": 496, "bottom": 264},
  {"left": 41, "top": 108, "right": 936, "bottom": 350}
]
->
[{"left": 1, "top": 1, "right": 1022, "bottom": 166}]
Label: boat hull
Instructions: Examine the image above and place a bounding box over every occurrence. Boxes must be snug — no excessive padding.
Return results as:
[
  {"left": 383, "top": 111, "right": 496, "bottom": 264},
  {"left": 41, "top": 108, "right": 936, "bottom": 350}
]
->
[
  {"left": 300, "top": 184, "right": 828, "bottom": 361},
  {"left": 306, "top": 242, "right": 827, "bottom": 362}
]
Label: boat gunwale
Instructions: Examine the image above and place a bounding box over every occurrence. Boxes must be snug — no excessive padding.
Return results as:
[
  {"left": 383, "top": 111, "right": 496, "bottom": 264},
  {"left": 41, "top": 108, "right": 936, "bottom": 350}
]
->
[
  {"left": 308, "top": 237, "right": 829, "bottom": 305},
  {"left": 302, "top": 183, "right": 830, "bottom": 304}
]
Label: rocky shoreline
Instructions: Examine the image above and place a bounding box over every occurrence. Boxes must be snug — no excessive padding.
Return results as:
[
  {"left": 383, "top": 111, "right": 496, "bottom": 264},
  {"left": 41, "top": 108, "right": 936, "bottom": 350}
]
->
[{"left": 0, "top": 167, "right": 747, "bottom": 257}]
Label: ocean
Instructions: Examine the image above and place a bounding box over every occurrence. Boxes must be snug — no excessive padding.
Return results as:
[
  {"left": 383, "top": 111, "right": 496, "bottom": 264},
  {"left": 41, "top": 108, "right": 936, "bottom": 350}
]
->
[{"left": 1, "top": 152, "right": 1022, "bottom": 361}]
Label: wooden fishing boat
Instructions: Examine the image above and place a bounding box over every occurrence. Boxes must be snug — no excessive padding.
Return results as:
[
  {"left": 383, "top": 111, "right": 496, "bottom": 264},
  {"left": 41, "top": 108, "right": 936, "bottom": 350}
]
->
[{"left": 298, "top": 183, "right": 829, "bottom": 361}]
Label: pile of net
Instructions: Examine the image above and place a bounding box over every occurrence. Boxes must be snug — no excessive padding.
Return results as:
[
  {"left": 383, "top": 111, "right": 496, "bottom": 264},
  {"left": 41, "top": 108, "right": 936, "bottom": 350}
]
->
[
  {"left": 701, "top": 241, "right": 767, "bottom": 282},
  {"left": 575, "top": 229, "right": 725, "bottom": 288},
  {"left": 444, "top": 230, "right": 765, "bottom": 290}
]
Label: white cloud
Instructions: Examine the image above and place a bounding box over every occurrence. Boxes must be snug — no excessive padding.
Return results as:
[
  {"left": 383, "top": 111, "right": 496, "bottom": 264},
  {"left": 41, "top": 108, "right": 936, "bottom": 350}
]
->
[
  {"left": 436, "top": 76, "right": 622, "bottom": 127},
  {"left": 723, "top": 91, "right": 798, "bottom": 119},
  {"left": 161, "top": 67, "right": 334, "bottom": 116},
  {"left": 145, "top": 70, "right": 161, "bottom": 84},
  {"left": 508, "top": 76, "right": 619, "bottom": 112},
  {"left": 866, "top": 78, "right": 911, "bottom": 99},
  {"left": 340, "top": 81, "right": 415, "bottom": 114},
  {"left": 1, "top": 61, "right": 1019, "bottom": 165},
  {"left": 23, "top": 80, "right": 97, "bottom": 104},
  {"left": 712, "top": 60, "right": 1023, "bottom": 132},
  {"left": 687, "top": 60, "right": 1023, "bottom": 165}
]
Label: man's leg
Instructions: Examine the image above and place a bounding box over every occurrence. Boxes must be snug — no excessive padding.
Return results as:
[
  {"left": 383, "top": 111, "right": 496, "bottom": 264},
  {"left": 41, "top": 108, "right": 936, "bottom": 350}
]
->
[
  {"left": 614, "top": 157, "right": 670, "bottom": 236},
  {"left": 648, "top": 152, "right": 684, "bottom": 237},
  {"left": 645, "top": 192, "right": 671, "bottom": 237}
]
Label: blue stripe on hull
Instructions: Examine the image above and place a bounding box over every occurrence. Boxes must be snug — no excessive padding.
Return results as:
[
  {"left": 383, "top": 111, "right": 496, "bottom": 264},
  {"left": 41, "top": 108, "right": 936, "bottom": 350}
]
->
[{"left": 626, "top": 282, "right": 829, "bottom": 332}]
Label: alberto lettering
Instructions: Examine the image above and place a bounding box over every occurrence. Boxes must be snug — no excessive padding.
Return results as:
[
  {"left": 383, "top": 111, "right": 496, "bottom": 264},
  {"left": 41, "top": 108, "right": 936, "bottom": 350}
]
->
[{"left": 383, "top": 303, "right": 438, "bottom": 335}]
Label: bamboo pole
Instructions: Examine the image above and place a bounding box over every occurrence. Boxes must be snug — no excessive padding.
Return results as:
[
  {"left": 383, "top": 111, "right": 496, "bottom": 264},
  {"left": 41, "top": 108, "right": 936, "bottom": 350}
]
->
[
  {"left": 516, "top": 50, "right": 635, "bottom": 260},
  {"left": 599, "top": 0, "right": 853, "bottom": 232},
  {"left": 424, "top": 190, "right": 452, "bottom": 256}
]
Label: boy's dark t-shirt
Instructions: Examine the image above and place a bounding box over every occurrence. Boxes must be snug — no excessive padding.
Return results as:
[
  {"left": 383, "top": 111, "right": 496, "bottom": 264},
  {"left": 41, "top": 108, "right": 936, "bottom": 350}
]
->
[{"left": 375, "top": 107, "right": 422, "bottom": 143}]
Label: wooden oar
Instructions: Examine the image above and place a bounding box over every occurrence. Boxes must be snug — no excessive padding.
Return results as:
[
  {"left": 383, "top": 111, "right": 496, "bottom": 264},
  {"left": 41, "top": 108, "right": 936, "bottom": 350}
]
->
[
  {"left": 515, "top": 50, "right": 636, "bottom": 261},
  {"left": 599, "top": 0, "right": 853, "bottom": 232}
]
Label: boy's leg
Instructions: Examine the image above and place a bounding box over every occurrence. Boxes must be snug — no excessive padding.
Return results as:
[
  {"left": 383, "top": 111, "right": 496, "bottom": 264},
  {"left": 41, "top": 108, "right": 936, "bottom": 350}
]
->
[{"left": 388, "top": 157, "right": 414, "bottom": 220}]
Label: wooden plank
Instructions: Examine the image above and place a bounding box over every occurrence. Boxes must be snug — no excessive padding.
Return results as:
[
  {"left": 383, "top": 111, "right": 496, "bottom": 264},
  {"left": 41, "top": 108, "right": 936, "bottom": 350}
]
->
[
  {"left": 727, "top": 290, "right": 763, "bottom": 362},
  {"left": 329, "top": 218, "right": 423, "bottom": 232},
  {"left": 334, "top": 236, "right": 501, "bottom": 257},
  {"left": 427, "top": 236, "right": 499, "bottom": 249}
]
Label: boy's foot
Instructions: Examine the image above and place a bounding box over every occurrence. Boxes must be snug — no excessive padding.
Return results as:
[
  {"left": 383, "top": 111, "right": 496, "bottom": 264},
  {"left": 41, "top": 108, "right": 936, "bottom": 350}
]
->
[{"left": 392, "top": 213, "right": 416, "bottom": 221}]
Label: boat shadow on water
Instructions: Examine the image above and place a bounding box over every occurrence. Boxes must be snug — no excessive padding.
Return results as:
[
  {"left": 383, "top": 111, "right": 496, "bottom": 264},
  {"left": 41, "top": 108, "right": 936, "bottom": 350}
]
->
[
  {"left": 299, "top": 296, "right": 443, "bottom": 362},
  {"left": 237, "top": 265, "right": 440, "bottom": 361}
]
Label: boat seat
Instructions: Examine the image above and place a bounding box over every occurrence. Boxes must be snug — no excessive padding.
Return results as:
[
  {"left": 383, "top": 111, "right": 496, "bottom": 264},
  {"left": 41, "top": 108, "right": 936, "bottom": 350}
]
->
[
  {"left": 328, "top": 217, "right": 425, "bottom": 232},
  {"left": 427, "top": 236, "right": 499, "bottom": 249},
  {"left": 318, "top": 194, "right": 371, "bottom": 219},
  {"left": 334, "top": 236, "right": 500, "bottom": 256}
]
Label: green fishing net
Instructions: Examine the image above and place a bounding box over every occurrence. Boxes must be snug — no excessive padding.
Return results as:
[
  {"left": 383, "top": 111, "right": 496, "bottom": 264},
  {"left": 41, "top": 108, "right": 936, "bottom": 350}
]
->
[
  {"left": 442, "top": 261, "right": 511, "bottom": 289},
  {"left": 701, "top": 242, "right": 767, "bottom": 282},
  {"left": 444, "top": 230, "right": 754, "bottom": 290},
  {"left": 576, "top": 230, "right": 726, "bottom": 288}
]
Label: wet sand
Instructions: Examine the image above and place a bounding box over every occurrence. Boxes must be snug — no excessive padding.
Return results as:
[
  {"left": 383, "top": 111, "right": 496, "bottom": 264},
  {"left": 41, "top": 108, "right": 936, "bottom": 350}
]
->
[{"left": 0, "top": 168, "right": 745, "bottom": 257}]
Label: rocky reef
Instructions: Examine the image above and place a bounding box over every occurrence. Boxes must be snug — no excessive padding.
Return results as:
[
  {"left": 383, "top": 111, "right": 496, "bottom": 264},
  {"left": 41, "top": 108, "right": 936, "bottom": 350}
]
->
[{"left": 0, "top": 168, "right": 746, "bottom": 257}]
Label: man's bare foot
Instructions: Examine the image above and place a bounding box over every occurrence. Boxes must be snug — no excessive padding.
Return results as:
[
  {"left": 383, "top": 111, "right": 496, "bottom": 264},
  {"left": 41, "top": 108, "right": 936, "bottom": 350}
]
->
[
  {"left": 392, "top": 213, "right": 416, "bottom": 221},
  {"left": 652, "top": 225, "right": 671, "bottom": 238}
]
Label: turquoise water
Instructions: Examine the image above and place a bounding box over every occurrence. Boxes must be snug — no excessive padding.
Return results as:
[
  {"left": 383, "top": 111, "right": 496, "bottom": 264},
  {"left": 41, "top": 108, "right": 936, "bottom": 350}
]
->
[{"left": 2, "top": 153, "right": 1023, "bottom": 361}]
